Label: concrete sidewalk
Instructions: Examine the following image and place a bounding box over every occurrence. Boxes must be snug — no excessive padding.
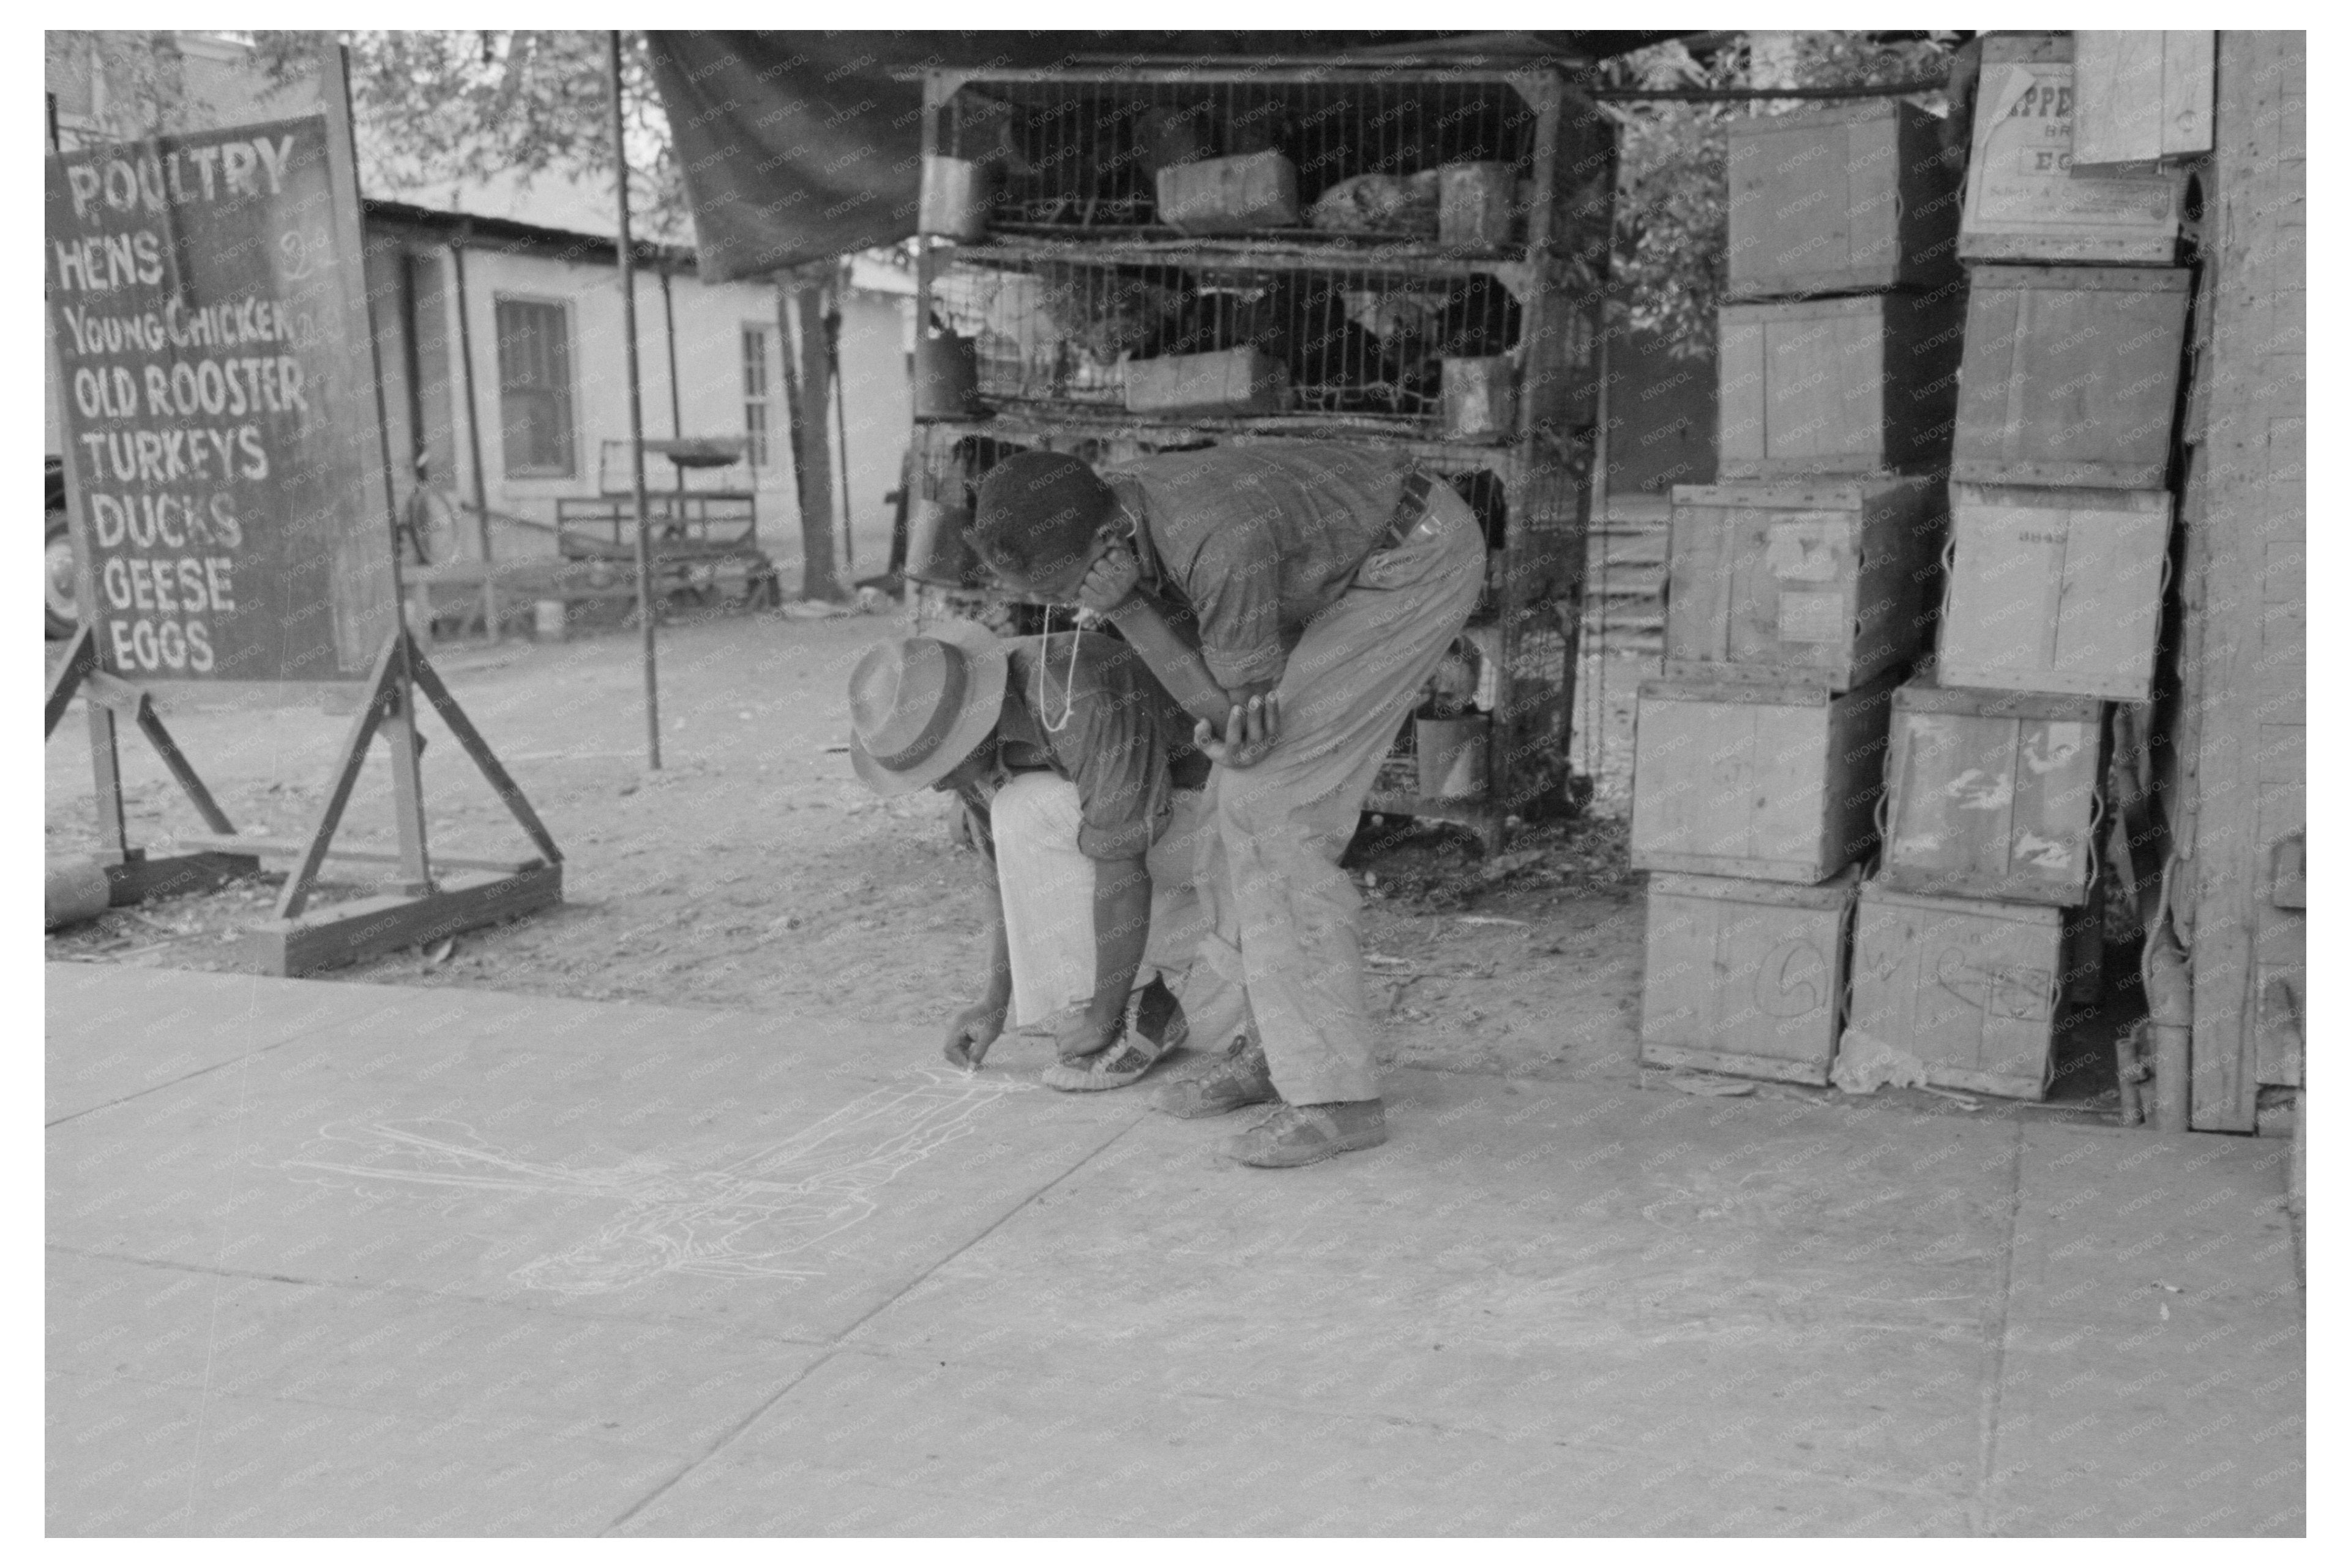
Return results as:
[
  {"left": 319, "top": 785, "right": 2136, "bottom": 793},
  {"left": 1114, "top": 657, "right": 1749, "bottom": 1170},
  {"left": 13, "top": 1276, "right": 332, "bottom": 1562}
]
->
[{"left": 47, "top": 963, "right": 2303, "bottom": 1536}]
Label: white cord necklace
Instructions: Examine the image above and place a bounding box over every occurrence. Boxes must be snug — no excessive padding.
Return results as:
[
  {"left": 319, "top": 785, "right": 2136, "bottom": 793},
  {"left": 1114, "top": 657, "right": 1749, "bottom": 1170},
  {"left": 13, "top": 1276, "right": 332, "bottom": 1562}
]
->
[{"left": 1039, "top": 625, "right": 1083, "bottom": 733}]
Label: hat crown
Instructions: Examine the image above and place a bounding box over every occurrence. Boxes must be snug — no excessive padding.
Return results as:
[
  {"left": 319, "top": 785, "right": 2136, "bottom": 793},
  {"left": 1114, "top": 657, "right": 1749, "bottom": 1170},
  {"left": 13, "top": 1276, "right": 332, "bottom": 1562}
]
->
[{"left": 848, "top": 637, "right": 970, "bottom": 771}]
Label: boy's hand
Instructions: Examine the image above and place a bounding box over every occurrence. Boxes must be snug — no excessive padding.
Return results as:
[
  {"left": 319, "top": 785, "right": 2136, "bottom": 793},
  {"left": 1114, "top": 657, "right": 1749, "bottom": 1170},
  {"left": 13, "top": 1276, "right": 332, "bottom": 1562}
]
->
[{"left": 943, "top": 999, "right": 1008, "bottom": 1069}]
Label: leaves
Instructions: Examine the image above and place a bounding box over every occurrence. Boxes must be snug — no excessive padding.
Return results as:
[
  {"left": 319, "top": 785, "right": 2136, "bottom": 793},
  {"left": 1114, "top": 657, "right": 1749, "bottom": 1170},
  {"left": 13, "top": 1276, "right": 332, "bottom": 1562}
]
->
[
  {"left": 247, "top": 30, "right": 695, "bottom": 244},
  {"left": 1600, "top": 33, "right": 1962, "bottom": 360}
]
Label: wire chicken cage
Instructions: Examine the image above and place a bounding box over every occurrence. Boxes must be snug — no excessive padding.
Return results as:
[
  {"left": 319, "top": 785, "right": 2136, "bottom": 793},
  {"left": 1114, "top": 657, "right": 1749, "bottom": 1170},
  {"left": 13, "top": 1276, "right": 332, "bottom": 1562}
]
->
[{"left": 926, "top": 69, "right": 1613, "bottom": 269}]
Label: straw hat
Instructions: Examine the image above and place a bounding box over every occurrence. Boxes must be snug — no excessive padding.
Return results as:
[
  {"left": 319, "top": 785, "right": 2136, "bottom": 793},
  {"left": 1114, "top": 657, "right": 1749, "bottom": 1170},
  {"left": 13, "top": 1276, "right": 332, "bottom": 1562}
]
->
[{"left": 845, "top": 618, "right": 1009, "bottom": 796}]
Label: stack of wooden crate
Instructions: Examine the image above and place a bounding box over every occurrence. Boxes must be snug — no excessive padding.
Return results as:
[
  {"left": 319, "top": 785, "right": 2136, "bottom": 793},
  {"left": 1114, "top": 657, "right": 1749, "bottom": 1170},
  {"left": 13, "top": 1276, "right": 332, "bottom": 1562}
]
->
[
  {"left": 1632, "top": 100, "right": 1963, "bottom": 1086},
  {"left": 1841, "top": 31, "right": 2196, "bottom": 1100}
]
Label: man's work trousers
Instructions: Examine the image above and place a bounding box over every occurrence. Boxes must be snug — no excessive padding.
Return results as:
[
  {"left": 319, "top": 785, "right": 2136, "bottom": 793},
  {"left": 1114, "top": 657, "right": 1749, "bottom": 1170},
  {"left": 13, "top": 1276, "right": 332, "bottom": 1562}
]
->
[
  {"left": 989, "top": 772, "right": 1214, "bottom": 1031},
  {"left": 1178, "top": 483, "right": 1486, "bottom": 1105}
]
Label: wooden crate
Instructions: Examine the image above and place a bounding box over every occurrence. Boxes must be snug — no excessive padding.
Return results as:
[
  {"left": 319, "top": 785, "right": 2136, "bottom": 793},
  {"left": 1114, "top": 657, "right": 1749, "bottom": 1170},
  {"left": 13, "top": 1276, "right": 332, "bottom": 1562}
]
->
[
  {"left": 1717, "top": 291, "right": 1964, "bottom": 479},
  {"left": 1958, "top": 32, "right": 2188, "bottom": 265},
  {"left": 1123, "top": 348, "right": 1290, "bottom": 417},
  {"left": 1664, "top": 477, "right": 1943, "bottom": 691},
  {"left": 1880, "top": 678, "right": 2106, "bottom": 906},
  {"left": 1728, "top": 100, "right": 1962, "bottom": 299},
  {"left": 1938, "top": 483, "right": 2172, "bottom": 701},
  {"left": 1629, "top": 671, "right": 1899, "bottom": 883},
  {"left": 1952, "top": 264, "right": 2191, "bottom": 488},
  {"left": 1154, "top": 152, "right": 1299, "bottom": 234},
  {"left": 1640, "top": 868, "right": 1859, "bottom": 1086},
  {"left": 1845, "top": 883, "right": 2098, "bottom": 1099},
  {"left": 2072, "top": 31, "right": 2215, "bottom": 165}
]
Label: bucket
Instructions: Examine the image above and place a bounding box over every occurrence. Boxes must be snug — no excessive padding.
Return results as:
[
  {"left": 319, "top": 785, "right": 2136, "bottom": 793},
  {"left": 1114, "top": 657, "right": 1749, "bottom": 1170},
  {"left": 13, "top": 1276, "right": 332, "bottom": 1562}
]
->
[
  {"left": 1441, "top": 357, "right": 1517, "bottom": 440},
  {"left": 905, "top": 500, "right": 979, "bottom": 588},
  {"left": 1415, "top": 714, "right": 1490, "bottom": 800},
  {"left": 919, "top": 155, "right": 989, "bottom": 241},
  {"left": 1439, "top": 162, "right": 1516, "bottom": 248},
  {"left": 914, "top": 329, "right": 980, "bottom": 418}
]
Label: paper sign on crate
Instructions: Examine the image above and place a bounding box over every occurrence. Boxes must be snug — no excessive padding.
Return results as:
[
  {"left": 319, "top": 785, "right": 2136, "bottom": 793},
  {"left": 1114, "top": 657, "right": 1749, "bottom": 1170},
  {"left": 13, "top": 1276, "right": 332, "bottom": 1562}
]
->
[
  {"left": 1879, "top": 678, "right": 2106, "bottom": 907},
  {"left": 1664, "top": 478, "right": 1943, "bottom": 692},
  {"left": 1958, "top": 32, "right": 2187, "bottom": 265}
]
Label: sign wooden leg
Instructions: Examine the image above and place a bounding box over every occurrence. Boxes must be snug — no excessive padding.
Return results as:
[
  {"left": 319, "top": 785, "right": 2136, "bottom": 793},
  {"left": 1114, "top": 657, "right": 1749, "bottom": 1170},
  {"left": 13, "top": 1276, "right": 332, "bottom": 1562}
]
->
[
  {"left": 85, "top": 698, "right": 129, "bottom": 860},
  {"left": 274, "top": 634, "right": 402, "bottom": 920},
  {"left": 45, "top": 624, "right": 261, "bottom": 908},
  {"left": 403, "top": 630, "right": 563, "bottom": 865},
  {"left": 45, "top": 624, "right": 97, "bottom": 738},
  {"left": 236, "top": 629, "right": 563, "bottom": 977},
  {"left": 131, "top": 698, "right": 238, "bottom": 837}
]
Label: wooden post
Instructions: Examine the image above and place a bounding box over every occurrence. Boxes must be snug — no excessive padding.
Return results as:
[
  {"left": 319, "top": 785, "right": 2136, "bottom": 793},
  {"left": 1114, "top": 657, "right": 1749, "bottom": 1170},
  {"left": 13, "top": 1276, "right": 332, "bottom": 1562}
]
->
[
  {"left": 610, "top": 30, "right": 662, "bottom": 771},
  {"left": 326, "top": 42, "right": 433, "bottom": 891},
  {"left": 447, "top": 234, "right": 493, "bottom": 564},
  {"left": 827, "top": 275, "right": 854, "bottom": 575},
  {"left": 782, "top": 271, "right": 844, "bottom": 601}
]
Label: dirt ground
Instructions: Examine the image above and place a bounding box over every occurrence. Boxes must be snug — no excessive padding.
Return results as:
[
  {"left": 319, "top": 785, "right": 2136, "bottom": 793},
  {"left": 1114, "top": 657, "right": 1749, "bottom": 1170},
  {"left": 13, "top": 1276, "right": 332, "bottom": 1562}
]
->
[
  {"left": 45, "top": 607, "right": 2129, "bottom": 1124},
  {"left": 43, "top": 608, "right": 1665, "bottom": 1090}
]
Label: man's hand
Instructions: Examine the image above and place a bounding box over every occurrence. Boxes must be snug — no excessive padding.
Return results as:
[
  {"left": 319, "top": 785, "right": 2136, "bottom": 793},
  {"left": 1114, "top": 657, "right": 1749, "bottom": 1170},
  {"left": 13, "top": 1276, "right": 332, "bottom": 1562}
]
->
[
  {"left": 1051, "top": 1007, "right": 1125, "bottom": 1064},
  {"left": 1196, "top": 691, "right": 1283, "bottom": 770},
  {"left": 1076, "top": 542, "right": 1139, "bottom": 616},
  {"left": 943, "top": 999, "right": 1009, "bottom": 1070}
]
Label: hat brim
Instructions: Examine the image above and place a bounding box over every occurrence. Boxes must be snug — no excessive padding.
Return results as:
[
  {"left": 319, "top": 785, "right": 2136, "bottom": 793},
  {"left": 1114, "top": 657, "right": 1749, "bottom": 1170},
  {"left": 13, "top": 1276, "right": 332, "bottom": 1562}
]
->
[{"left": 848, "top": 619, "right": 1010, "bottom": 797}]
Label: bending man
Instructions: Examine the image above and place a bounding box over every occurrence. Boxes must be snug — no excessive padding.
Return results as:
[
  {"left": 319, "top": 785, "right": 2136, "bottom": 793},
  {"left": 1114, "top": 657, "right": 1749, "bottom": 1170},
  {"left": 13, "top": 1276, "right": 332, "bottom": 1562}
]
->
[{"left": 972, "top": 443, "right": 1484, "bottom": 1167}]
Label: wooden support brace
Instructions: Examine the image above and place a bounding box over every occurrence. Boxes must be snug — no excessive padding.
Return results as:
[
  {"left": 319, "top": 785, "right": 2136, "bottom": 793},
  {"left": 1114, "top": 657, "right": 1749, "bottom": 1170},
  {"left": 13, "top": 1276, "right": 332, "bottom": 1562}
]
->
[
  {"left": 264, "top": 629, "right": 563, "bottom": 964},
  {"left": 44, "top": 624, "right": 97, "bottom": 737},
  {"left": 174, "top": 832, "right": 544, "bottom": 876},
  {"left": 238, "top": 864, "right": 563, "bottom": 977},
  {"left": 274, "top": 634, "right": 402, "bottom": 920},
  {"left": 49, "top": 622, "right": 246, "bottom": 880},
  {"left": 403, "top": 631, "right": 564, "bottom": 866},
  {"left": 130, "top": 695, "right": 239, "bottom": 837}
]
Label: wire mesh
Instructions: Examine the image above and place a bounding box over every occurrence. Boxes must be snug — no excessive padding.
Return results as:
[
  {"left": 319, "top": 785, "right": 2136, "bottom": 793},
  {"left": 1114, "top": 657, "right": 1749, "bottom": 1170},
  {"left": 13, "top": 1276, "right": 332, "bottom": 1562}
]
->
[
  {"left": 941, "top": 74, "right": 1541, "bottom": 236},
  {"left": 928, "top": 255, "right": 1526, "bottom": 425}
]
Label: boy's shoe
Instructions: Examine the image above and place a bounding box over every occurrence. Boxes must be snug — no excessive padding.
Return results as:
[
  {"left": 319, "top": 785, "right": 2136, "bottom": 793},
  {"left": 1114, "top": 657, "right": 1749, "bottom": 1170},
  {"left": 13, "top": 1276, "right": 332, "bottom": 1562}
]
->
[
  {"left": 1041, "top": 1032, "right": 1168, "bottom": 1092},
  {"left": 1224, "top": 1100, "right": 1387, "bottom": 1168},
  {"left": 1150, "top": 1036, "right": 1276, "bottom": 1119}
]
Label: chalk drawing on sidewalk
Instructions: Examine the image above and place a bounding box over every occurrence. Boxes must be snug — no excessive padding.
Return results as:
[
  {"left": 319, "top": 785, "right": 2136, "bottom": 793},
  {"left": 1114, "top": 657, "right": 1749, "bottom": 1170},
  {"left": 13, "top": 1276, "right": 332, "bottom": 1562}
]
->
[{"left": 280, "top": 1071, "right": 1017, "bottom": 1294}]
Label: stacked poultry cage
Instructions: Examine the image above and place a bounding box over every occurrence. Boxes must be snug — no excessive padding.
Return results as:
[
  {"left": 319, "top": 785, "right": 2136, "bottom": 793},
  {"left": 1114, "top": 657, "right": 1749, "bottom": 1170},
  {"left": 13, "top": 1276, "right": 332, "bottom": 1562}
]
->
[{"left": 906, "top": 60, "right": 1618, "bottom": 849}]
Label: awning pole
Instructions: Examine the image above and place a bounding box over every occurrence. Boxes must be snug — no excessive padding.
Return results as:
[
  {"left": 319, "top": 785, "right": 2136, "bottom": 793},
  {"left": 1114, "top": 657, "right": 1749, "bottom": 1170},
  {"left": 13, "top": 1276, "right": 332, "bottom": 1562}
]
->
[{"left": 610, "top": 29, "right": 660, "bottom": 770}]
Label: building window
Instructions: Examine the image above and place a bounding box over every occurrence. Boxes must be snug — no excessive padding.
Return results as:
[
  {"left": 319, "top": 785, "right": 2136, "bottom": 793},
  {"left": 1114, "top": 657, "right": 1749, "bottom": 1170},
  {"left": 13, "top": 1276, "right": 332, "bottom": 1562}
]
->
[
  {"left": 742, "top": 325, "right": 772, "bottom": 468},
  {"left": 494, "top": 297, "right": 575, "bottom": 478}
]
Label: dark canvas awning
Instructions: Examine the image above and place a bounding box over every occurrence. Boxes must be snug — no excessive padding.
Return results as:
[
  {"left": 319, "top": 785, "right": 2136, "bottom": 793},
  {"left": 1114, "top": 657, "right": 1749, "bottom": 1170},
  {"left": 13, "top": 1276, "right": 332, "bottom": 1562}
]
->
[{"left": 647, "top": 31, "right": 1672, "bottom": 280}]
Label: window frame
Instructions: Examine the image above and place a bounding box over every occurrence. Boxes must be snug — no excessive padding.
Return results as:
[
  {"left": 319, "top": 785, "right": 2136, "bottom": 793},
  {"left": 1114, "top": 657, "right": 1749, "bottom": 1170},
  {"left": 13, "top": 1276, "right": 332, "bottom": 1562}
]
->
[
  {"left": 493, "top": 293, "right": 578, "bottom": 480},
  {"left": 741, "top": 323, "right": 774, "bottom": 469}
]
